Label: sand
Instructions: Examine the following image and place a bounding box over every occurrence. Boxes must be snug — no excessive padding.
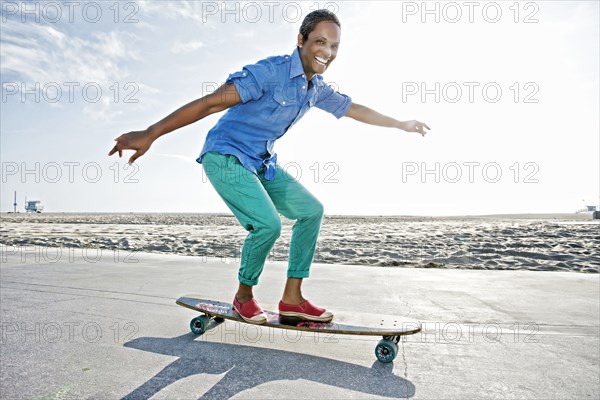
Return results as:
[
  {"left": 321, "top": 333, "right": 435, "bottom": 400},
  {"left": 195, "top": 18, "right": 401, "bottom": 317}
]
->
[{"left": 1, "top": 212, "right": 598, "bottom": 273}]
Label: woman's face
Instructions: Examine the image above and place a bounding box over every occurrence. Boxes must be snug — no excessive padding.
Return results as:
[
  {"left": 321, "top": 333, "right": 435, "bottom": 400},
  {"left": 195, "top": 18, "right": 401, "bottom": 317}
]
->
[{"left": 298, "top": 21, "right": 341, "bottom": 79}]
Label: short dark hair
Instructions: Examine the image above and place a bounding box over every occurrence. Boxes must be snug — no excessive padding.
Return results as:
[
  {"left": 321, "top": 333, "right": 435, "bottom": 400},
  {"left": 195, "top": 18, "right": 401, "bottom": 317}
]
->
[{"left": 299, "top": 9, "right": 341, "bottom": 42}]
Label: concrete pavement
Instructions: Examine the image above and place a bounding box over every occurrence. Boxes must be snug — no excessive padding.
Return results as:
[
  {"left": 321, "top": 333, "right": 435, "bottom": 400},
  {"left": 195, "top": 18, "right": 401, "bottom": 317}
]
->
[{"left": 1, "top": 247, "right": 598, "bottom": 399}]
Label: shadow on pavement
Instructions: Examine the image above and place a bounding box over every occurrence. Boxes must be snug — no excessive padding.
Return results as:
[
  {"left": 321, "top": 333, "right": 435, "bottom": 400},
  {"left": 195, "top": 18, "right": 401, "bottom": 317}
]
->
[{"left": 123, "top": 333, "right": 416, "bottom": 399}]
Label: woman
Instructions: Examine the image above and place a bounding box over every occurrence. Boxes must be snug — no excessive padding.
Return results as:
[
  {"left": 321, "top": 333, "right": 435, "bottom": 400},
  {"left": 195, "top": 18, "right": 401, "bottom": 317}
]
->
[{"left": 109, "top": 9, "right": 430, "bottom": 325}]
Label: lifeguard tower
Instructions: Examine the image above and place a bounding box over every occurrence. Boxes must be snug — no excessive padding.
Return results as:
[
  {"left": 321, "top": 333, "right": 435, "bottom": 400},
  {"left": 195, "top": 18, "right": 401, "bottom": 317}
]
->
[
  {"left": 25, "top": 200, "right": 43, "bottom": 213},
  {"left": 576, "top": 200, "right": 600, "bottom": 219}
]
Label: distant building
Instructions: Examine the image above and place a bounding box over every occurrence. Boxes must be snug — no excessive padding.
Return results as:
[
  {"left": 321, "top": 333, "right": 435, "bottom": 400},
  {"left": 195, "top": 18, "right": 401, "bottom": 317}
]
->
[
  {"left": 25, "top": 200, "right": 43, "bottom": 213},
  {"left": 576, "top": 205, "right": 598, "bottom": 213}
]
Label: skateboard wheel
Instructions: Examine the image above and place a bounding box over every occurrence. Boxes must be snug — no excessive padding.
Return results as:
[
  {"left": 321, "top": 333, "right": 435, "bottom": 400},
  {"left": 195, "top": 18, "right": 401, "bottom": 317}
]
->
[
  {"left": 375, "top": 339, "right": 398, "bottom": 363},
  {"left": 190, "top": 315, "right": 210, "bottom": 335}
]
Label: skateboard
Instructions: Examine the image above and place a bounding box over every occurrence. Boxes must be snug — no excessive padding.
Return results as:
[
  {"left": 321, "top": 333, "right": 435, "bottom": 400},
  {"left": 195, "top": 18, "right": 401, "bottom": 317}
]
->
[{"left": 176, "top": 295, "right": 422, "bottom": 363}]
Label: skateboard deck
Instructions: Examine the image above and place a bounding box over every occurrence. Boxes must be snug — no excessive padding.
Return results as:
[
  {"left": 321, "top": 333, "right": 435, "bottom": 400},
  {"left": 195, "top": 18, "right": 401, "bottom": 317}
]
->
[{"left": 176, "top": 295, "right": 422, "bottom": 363}]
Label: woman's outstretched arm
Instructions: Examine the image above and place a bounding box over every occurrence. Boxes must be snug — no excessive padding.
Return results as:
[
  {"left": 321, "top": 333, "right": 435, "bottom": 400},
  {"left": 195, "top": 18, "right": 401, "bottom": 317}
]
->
[
  {"left": 345, "top": 102, "right": 430, "bottom": 137},
  {"left": 109, "top": 83, "right": 241, "bottom": 164}
]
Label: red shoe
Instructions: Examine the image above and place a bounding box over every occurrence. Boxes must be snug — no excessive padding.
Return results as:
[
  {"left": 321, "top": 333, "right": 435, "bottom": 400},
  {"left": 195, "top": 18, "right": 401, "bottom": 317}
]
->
[
  {"left": 279, "top": 300, "right": 333, "bottom": 322},
  {"left": 233, "top": 297, "right": 267, "bottom": 324}
]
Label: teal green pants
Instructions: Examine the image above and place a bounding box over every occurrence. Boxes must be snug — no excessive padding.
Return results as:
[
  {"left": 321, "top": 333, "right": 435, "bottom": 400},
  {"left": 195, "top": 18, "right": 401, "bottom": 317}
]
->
[{"left": 202, "top": 152, "right": 324, "bottom": 286}]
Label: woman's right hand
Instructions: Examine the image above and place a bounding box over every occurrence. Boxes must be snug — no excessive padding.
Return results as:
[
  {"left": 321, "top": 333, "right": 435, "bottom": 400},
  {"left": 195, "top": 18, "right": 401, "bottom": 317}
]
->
[{"left": 108, "top": 129, "right": 155, "bottom": 164}]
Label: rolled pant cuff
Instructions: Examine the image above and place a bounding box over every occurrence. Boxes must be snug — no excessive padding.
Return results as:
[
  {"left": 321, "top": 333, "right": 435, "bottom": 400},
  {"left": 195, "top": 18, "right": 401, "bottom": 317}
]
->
[
  {"left": 287, "top": 271, "right": 310, "bottom": 279},
  {"left": 238, "top": 274, "right": 259, "bottom": 286}
]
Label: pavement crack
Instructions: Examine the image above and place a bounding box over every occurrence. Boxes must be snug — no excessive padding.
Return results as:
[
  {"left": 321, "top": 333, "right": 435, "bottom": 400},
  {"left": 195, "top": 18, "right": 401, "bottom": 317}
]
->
[
  {"left": 397, "top": 295, "right": 413, "bottom": 316},
  {"left": 401, "top": 339, "right": 409, "bottom": 400},
  {"left": 402, "top": 340, "right": 408, "bottom": 377}
]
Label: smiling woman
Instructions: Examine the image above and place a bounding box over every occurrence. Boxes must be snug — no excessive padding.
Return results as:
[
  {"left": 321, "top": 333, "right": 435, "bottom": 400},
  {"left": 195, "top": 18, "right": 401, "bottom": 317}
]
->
[
  {"left": 108, "top": 9, "right": 430, "bottom": 325},
  {"left": 297, "top": 12, "right": 340, "bottom": 78}
]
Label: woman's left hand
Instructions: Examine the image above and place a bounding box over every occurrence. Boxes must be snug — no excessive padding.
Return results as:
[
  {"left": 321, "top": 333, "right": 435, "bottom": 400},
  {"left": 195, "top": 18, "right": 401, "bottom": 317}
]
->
[{"left": 401, "top": 120, "right": 431, "bottom": 137}]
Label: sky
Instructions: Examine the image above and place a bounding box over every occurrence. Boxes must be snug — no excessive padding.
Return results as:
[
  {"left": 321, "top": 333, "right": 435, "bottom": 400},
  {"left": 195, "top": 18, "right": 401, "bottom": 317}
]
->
[{"left": 1, "top": 0, "right": 599, "bottom": 216}]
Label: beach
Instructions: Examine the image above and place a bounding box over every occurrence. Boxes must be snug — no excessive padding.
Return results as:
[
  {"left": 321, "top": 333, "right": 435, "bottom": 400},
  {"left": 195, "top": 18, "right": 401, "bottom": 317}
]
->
[{"left": 1, "top": 212, "right": 598, "bottom": 273}]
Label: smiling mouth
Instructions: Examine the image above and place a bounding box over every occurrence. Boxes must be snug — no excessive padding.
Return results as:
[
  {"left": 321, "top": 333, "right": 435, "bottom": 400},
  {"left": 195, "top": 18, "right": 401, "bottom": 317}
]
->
[{"left": 315, "top": 56, "right": 329, "bottom": 66}]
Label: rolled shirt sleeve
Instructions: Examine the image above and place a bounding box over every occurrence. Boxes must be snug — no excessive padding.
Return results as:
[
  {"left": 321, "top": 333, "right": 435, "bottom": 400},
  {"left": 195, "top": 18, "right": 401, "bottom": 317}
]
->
[
  {"left": 314, "top": 80, "right": 352, "bottom": 119},
  {"left": 225, "top": 62, "right": 273, "bottom": 103}
]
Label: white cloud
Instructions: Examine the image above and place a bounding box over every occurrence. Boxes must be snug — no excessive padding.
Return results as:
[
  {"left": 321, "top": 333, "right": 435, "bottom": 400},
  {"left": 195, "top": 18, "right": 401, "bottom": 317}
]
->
[
  {"left": 0, "top": 17, "right": 145, "bottom": 125},
  {"left": 1, "top": 19, "right": 137, "bottom": 86},
  {"left": 170, "top": 40, "right": 205, "bottom": 54},
  {"left": 138, "top": 0, "right": 205, "bottom": 23},
  {"left": 83, "top": 96, "right": 122, "bottom": 121},
  {"left": 234, "top": 30, "right": 256, "bottom": 39}
]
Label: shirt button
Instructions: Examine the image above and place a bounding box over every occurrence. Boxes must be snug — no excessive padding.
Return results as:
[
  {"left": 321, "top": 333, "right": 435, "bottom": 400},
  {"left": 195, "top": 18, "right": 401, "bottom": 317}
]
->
[
  {"left": 282, "top": 101, "right": 286, "bottom": 105},
  {"left": 302, "top": 86, "right": 306, "bottom": 89}
]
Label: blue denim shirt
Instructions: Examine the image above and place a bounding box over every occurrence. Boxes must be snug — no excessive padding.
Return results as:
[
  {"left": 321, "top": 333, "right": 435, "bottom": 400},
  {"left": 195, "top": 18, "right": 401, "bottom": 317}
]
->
[{"left": 197, "top": 47, "right": 352, "bottom": 180}]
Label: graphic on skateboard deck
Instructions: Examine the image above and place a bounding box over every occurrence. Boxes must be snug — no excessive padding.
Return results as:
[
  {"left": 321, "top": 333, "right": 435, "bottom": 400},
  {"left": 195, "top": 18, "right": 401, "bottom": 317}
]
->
[{"left": 176, "top": 295, "right": 422, "bottom": 363}]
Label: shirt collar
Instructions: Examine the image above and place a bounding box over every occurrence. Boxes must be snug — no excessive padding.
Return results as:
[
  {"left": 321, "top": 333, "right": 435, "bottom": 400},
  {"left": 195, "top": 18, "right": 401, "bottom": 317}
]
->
[
  {"left": 290, "top": 47, "right": 305, "bottom": 78},
  {"left": 290, "top": 47, "right": 319, "bottom": 85}
]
